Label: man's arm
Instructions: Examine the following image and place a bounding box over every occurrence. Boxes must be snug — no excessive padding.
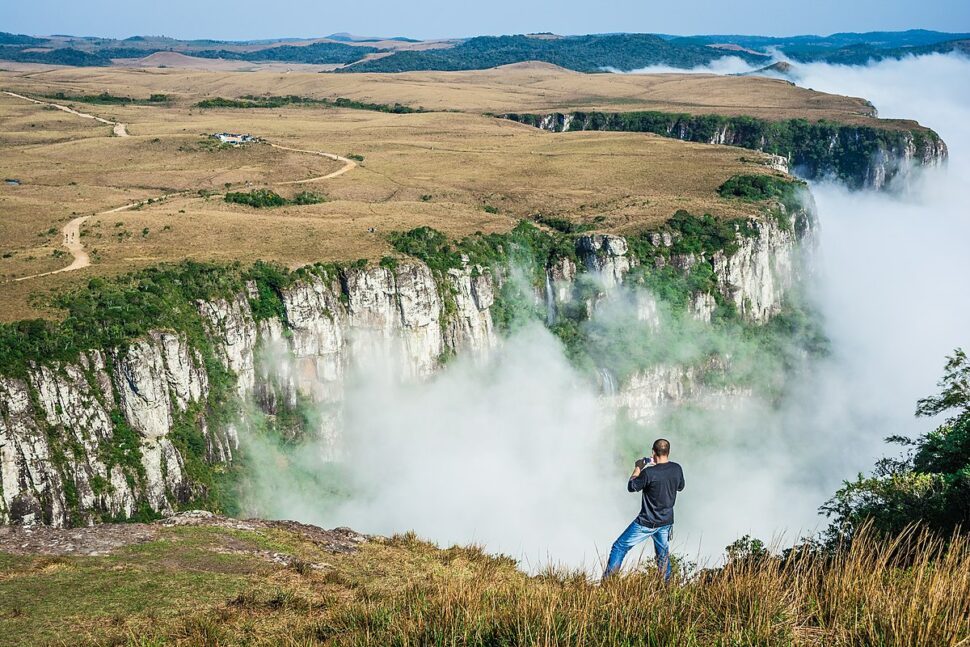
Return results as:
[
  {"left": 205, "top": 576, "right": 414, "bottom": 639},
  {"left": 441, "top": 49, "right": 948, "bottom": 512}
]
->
[
  {"left": 628, "top": 462, "right": 649, "bottom": 492},
  {"left": 678, "top": 467, "right": 686, "bottom": 492}
]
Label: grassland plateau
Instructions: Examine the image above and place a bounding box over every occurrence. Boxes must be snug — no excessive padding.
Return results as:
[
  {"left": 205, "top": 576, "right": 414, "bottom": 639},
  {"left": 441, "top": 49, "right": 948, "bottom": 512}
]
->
[{"left": 0, "top": 64, "right": 940, "bottom": 319}]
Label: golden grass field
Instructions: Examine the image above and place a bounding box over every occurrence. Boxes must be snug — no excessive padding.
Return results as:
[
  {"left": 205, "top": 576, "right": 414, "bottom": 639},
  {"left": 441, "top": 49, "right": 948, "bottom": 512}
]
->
[
  {"left": 0, "top": 64, "right": 834, "bottom": 322},
  {"left": 1, "top": 62, "right": 890, "bottom": 122}
]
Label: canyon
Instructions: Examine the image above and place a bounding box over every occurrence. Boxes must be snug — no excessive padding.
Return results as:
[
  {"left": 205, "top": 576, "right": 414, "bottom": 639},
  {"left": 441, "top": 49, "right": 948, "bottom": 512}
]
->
[{"left": 0, "top": 194, "right": 814, "bottom": 526}]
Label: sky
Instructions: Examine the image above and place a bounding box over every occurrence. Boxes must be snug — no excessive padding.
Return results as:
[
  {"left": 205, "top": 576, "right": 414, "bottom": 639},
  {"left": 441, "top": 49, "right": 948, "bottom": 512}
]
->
[{"left": 4, "top": 0, "right": 970, "bottom": 41}]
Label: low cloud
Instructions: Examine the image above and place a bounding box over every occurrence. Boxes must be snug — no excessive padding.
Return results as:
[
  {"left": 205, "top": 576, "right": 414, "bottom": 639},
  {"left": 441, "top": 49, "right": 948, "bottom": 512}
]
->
[
  {"left": 799, "top": 52, "right": 970, "bottom": 470},
  {"left": 605, "top": 55, "right": 761, "bottom": 76}
]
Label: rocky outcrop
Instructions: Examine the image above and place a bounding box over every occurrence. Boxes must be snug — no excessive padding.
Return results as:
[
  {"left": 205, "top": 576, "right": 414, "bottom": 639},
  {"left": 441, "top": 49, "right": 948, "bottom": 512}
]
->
[
  {"left": 500, "top": 111, "right": 948, "bottom": 190},
  {"left": 561, "top": 203, "right": 813, "bottom": 325},
  {"left": 199, "top": 295, "right": 259, "bottom": 396},
  {"left": 444, "top": 267, "right": 497, "bottom": 359},
  {"left": 613, "top": 364, "right": 704, "bottom": 422},
  {"left": 862, "top": 134, "right": 949, "bottom": 190},
  {"left": 0, "top": 260, "right": 503, "bottom": 526},
  {"left": 565, "top": 203, "right": 814, "bottom": 422},
  {"left": 612, "top": 362, "right": 754, "bottom": 423},
  {"left": 576, "top": 235, "right": 634, "bottom": 290},
  {"left": 344, "top": 263, "right": 444, "bottom": 378}
]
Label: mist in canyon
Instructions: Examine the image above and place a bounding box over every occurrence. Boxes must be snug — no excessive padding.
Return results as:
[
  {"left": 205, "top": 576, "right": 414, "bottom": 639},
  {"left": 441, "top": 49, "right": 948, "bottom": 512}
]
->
[
  {"left": 798, "top": 53, "right": 970, "bottom": 460},
  {"left": 238, "top": 53, "right": 970, "bottom": 572}
]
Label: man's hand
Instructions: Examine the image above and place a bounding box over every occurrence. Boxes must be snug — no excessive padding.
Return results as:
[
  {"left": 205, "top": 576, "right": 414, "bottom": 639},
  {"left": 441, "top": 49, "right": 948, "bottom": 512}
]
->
[{"left": 632, "top": 459, "right": 644, "bottom": 479}]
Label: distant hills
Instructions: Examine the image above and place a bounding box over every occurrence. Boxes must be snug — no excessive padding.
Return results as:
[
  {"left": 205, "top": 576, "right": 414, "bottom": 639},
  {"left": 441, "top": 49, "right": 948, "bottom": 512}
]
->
[
  {"left": 0, "top": 29, "right": 967, "bottom": 71},
  {"left": 326, "top": 32, "right": 420, "bottom": 43},
  {"left": 337, "top": 34, "right": 768, "bottom": 73},
  {"left": 668, "top": 29, "right": 970, "bottom": 64}
]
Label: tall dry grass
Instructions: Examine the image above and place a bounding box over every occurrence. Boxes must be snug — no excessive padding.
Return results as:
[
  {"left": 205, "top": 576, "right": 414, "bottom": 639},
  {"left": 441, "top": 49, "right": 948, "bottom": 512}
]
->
[{"left": 297, "top": 526, "right": 970, "bottom": 647}]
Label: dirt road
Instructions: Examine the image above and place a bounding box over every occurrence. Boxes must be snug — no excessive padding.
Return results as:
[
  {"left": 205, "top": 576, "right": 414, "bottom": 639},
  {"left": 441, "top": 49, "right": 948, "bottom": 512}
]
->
[{"left": 4, "top": 92, "right": 356, "bottom": 282}]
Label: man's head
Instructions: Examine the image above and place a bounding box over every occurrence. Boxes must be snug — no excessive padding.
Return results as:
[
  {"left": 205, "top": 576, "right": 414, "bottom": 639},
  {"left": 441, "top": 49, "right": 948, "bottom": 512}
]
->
[{"left": 652, "top": 438, "right": 671, "bottom": 462}]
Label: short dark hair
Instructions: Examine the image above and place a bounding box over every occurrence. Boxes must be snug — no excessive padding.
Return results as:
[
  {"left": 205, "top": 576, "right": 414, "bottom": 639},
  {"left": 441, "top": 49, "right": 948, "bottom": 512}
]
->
[{"left": 652, "top": 438, "right": 670, "bottom": 457}]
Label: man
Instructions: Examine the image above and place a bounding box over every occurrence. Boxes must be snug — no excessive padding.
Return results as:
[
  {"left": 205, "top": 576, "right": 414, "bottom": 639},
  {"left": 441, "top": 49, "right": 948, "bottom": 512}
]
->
[{"left": 603, "top": 438, "right": 685, "bottom": 581}]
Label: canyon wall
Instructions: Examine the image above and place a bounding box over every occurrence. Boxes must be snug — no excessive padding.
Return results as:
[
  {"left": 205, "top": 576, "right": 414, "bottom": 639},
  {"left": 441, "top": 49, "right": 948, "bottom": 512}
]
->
[
  {"left": 0, "top": 201, "right": 814, "bottom": 526},
  {"left": 499, "top": 111, "right": 948, "bottom": 190}
]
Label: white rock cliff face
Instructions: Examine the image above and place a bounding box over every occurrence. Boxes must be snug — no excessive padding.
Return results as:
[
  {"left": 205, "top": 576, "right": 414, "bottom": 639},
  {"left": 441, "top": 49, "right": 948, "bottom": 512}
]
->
[
  {"left": 712, "top": 216, "right": 800, "bottom": 323},
  {"left": 0, "top": 333, "right": 214, "bottom": 526},
  {"left": 576, "top": 235, "right": 634, "bottom": 291},
  {"left": 0, "top": 207, "right": 811, "bottom": 525},
  {"left": 865, "top": 135, "right": 949, "bottom": 190}
]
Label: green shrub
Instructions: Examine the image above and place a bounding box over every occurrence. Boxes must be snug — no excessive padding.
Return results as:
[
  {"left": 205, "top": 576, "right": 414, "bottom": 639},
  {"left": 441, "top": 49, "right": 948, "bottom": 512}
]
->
[
  {"left": 244, "top": 261, "right": 292, "bottom": 323},
  {"left": 194, "top": 95, "right": 427, "bottom": 113},
  {"left": 224, "top": 190, "right": 287, "bottom": 208},
  {"left": 534, "top": 215, "right": 594, "bottom": 234},
  {"left": 290, "top": 191, "right": 327, "bottom": 205},
  {"left": 718, "top": 174, "right": 806, "bottom": 220},
  {"left": 195, "top": 97, "right": 262, "bottom": 109},
  {"left": 388, "top": 227, "right": 462, "bottom": 274},
  {"left": 42, "top": 91, "right": 169, "bottom": 105},
  {"left": 719, "top": 174, "right": 787, "bottom": 200},
  {"left": 823, "top": 349, "right": 970, "bottom": 543}
]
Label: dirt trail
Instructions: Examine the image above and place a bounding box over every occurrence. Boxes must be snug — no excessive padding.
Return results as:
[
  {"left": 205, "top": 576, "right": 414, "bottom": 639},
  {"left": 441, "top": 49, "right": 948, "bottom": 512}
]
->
[
  {"left": 4, "top": 92, "right": 355, "bottom": 282},
  {"left": 12, "top": 193, "right": 186, "bottom": 282},
  {"left": 271, "top": 143, "right": 357, "bottom": 184},
  {"left": 2, "top": 90, "right": 130, "bottom": 136},
  {"left": 12, "top": 213, "right": 93, "bottom": 282}
]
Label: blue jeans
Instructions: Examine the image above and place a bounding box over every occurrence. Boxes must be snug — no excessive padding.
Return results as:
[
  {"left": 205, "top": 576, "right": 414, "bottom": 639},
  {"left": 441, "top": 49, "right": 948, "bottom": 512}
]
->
[{"left": 604, "top": 520, "right": 672, "bottom": 580}]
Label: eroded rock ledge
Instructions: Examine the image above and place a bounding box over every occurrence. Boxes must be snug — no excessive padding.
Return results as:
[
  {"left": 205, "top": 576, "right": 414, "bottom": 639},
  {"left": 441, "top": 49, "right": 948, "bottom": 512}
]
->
[{"left": 0, "top": 509, "right": 366, "bottom": 558}]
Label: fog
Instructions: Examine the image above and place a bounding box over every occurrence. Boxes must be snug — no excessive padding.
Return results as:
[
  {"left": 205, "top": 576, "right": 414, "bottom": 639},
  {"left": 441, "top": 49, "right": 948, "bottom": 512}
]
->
[
  {"left": 606, "top": 55, "right": 758, "bottom": 75},
  {"left": 800, "top": 54, "right": 970, "bottom": 449},
  {"left": 238, "top": 53, "right": 970, "bottom": 573}
]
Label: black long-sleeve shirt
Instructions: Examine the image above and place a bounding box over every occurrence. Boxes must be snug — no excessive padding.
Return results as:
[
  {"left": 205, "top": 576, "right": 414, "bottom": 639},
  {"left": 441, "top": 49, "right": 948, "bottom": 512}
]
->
[{"left": 628, "top": 461, "right": 685, "bottom": 528}]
